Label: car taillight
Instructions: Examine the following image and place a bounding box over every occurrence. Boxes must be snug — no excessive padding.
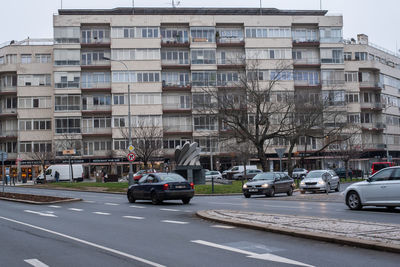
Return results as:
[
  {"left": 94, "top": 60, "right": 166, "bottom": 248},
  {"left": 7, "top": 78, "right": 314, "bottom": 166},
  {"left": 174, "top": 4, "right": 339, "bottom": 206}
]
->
[
  {"left": 190, "top": 182, "right": 194, "bottom": 189},
  {"left": 163, "top": 183, "right": 169, "bottom": 190}
]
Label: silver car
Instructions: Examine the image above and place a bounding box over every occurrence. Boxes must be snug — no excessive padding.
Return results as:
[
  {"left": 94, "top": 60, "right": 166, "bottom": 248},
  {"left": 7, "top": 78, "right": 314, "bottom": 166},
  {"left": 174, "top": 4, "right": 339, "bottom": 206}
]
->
[
  {"left": 343, "top": 167, "right": 400, "bottom": 210},
  {"left": 300, "top": 170, "right": 340, "bottom": 194},
  {"left": 232, "top": 169, "right": 263, "bottom": 180},
  {"left": 205, "top": 171, "right": 222, "bottom": 181}
]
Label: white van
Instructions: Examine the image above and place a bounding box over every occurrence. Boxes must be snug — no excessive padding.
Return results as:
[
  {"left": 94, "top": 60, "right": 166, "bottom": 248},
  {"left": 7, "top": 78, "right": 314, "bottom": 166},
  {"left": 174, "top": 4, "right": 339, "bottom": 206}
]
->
[
  {"left": 222, "top": 165, "right": 258, "bottom": 179},
  {"left": 37, "top": 164, "right": 84, "bottom": 183}
]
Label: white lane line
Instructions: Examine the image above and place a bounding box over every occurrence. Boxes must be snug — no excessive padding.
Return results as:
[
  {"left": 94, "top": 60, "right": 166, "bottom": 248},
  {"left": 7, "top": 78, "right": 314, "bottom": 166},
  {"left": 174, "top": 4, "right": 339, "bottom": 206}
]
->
[
  {"left": 161, "top": 220, "right": 189, "bottom": 225},
  {"left": 123, "top": 216, "right": 145, "bottom": 220},
  {"left": 93, "top": 212, "right": 111, "bottom": 215},
  {"left": 211, "top": 225, "right": 236, "bottom": 229},
  {"left": 208, "top": 202, "right": 243, "bottom": 206},
  {"left": 191, "top": 240, "right": 313, "bottom": 267},
  {"left": 68, "top": 208, "right": 83, "bottom": 211},
  {"left": 264, "top": 205, "right": 313, "bottom": 210},
  {"left": 105, "top": 203, "right": 120, "bottom": 206},
  {"left": 160, "top": 208, "right": 180, "bottom": 212},
  {"left": 48, "top": 205, "right": 61, "bottom": 208},
  {"left": 0, "top": 216, "right": 165, "bottom": 267},
  {"left": 130, "top": 205, "right": 145, "bottom": 209},
  {"left": 24, "top": 210, "right": 57, "bottom": 218},
  {"left": 184, "top": 210, "right": 192, "bottom": 213},
  {"left": 83, "top": 200, "right": 95, "bottom": 203},
  {"left": 24, "top": 258, "right": 49, "bottom": 267}
]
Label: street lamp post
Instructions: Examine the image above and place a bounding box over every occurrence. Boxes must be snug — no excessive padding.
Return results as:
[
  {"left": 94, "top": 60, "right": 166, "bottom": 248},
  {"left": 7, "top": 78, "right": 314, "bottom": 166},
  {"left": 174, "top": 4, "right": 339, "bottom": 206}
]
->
[{"left": 103, "top": 57, "right": 134, "bottom": 185}]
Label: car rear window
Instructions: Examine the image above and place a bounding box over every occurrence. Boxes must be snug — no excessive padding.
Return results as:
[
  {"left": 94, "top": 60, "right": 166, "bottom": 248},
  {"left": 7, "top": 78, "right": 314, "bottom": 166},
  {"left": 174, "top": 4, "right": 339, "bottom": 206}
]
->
[
  {"left": 373, "top": 164, "right": 390, "bottom": 171},
  {"left": 158, "top": 173, "right": 186, "bottom": 182}
]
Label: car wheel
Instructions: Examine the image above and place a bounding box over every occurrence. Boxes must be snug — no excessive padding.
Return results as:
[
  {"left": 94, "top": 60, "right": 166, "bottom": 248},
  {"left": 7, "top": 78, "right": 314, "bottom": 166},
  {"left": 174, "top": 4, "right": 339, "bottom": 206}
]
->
[
  {"left": 182, "top": 198, "right": 191, "bottom": 204},
  {"left": 127, "top": 191, "right": 136, "bottom": 203},
  {"left": 244, "top": 193, "right": 251, "bottom": 198},
  {"left": 335, "top": 182, "right": 340, "bottom": 192},
  {"left": 300, "top": 190, "right": 305, "bottom": 194},
  {"left": 268, "top": 187, "right": 275, "bottom": 197},
  {"left": 151, "top": 192, "right": 161, "bottom": 205},
  {"left": 386, "top": 206, "right": 396, "bottom": 211},
  {"left": 287, "top": 187, "right": 293, "bottom": 196},
  {"left": 346, "top": 191, "right": 362, "bottom": 210}
]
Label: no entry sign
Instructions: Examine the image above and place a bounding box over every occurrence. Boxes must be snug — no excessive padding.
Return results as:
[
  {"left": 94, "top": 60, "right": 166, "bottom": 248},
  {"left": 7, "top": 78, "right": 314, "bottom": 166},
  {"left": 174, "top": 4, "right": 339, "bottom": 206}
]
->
[{"left": 127, "top": 152, "right": 136, "bottom": 162}]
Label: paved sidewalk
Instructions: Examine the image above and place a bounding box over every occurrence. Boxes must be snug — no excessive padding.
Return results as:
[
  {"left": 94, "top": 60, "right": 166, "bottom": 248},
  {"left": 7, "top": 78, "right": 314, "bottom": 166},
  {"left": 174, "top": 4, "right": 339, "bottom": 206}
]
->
[{"left": 197, "top": 209, "right": 400, "bottom": 253}]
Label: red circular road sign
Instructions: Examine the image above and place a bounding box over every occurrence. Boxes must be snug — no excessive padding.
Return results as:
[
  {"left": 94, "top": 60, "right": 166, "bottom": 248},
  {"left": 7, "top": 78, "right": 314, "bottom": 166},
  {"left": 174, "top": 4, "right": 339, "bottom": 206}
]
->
[{"left": 127, "top": 152, "right": 136, "bottom": 162}]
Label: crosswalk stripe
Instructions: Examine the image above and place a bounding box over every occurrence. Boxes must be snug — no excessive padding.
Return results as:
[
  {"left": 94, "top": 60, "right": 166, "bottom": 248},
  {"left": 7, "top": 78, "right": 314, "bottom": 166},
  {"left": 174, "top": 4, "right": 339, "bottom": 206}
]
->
[
  {"left": 93, "top": 212, "right": 110, "bottom": 215},
  {"left": 161, "top": 220, "right": 189, "bottom": 224},
  {"left": 123, "top": 216, "right": 145, "bottom": 220}
]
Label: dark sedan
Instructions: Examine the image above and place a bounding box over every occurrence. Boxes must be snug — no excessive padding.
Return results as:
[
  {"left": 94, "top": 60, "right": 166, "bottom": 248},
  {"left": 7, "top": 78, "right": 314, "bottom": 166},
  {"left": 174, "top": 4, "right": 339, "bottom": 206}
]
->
[
  {"left": 127, "top": 172, "right": 194, "bottom": 204},
  {"left": 242, "top": 172, "right": 294, "bottom": 198}
]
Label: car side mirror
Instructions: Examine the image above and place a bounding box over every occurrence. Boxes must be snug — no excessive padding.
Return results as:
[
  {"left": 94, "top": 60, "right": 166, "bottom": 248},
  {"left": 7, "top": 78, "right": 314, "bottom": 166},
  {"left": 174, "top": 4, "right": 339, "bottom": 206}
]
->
[{"left": 367, "top": 177, "right": 372, "bottom": 183}]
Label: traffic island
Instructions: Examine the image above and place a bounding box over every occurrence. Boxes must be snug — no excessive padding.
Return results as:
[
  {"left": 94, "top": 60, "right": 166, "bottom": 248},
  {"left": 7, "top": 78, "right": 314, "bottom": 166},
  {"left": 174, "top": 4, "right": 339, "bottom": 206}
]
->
[
  {"left": 196, "top": 209, "right": 400, "bottom": 254},
  {"left": 0, "top": 192, "right": 81, "bottom": 204}
]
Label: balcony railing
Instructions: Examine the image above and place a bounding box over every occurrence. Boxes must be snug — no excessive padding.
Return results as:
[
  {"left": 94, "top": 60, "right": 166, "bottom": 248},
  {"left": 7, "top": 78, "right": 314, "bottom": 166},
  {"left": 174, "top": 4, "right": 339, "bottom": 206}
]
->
[
  {"left": 293, "top": 58, "right": 320, "bottom": 65},
  {"left": 359, "top": 81, "right": 382, "bottom": 88},
  {"left": 162, "top": 103, "right": 191, "bottom": 110},
  {"left": 217, "top": 37, "right": 244, "bottom": 44},
  {"left": 161, "top": 59, "right": 190, "bottom": 65},
  {"left": 82, "top": 105, "right": 112, "bottom": 111},
  {"left": 81, "top": 82, "right": 111, "bottom": 89},
  {"left": 321, "top": 80, "right": 345, "bottom": 86},
  {"left": 360, "top": 102, "right": 384, "bottom": 110},
  {"left": 0, "top": 86, "right": 17, "bottom": 93},
  {"left": 0, "top": 108, "right": 17, "bottom": 115},
  {"left": 55, "top": 82, "right": 80, "bottom": 89},
  {"left": 0, "top": 130, "right": 18, "bottom": 137},
  {"left": 294, "top": 80, "right": 321, "bottom": 86},
  {"left": 81, "top": 127, "right": 112, "bottom": 135},
  {"left": 164, "top": 125, "right": 192, "bottom": 132},
  {"left": 81, "top": 59, "right": 111, "bottom": 67},
  {"left": 216, "top": 57, "right": 245, "bottom": 65},
  {"left": 161, "top": 38, "right": 190, "bottom": 45},
  {"left": 81, "top": 37, "right": 111, "bottom": 44}
]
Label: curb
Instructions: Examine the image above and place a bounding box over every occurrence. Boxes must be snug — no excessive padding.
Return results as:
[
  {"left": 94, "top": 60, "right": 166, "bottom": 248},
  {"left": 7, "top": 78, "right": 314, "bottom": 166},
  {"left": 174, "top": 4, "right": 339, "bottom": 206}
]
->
[
  {"left": 196, "top": 210, "right": 400, "bottom": 254},
  {"left": 0, "top": 196, "right": 82, "bottom": 205},
  {"left": 17, "top": 185, "right": 126, "bottom": 195}
]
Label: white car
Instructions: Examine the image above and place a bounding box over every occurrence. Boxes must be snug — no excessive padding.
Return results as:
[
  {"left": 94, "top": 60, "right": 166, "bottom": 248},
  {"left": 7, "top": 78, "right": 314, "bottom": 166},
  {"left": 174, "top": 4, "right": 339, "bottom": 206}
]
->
[
  {"left": 205, "top": 171, "right": 222, "bottom": 181},
  {"left": 300, "top": 170, "right": 340, "bottom": 194},
  {"left": 343, "top": 167, "right": 400, "bottom": 210}
]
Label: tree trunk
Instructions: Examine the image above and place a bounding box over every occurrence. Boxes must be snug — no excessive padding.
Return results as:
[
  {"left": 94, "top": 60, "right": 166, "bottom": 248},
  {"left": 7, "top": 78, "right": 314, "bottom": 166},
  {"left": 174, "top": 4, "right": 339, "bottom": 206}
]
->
[
  {"left": 257, "top": 146, "right": 268, "bottom": 172},
  {"left": 344, "top": 159, "right": 349, "bottom": 181},
  {"left": 287, "top": 140, "right": 296, "bottom": 177}
]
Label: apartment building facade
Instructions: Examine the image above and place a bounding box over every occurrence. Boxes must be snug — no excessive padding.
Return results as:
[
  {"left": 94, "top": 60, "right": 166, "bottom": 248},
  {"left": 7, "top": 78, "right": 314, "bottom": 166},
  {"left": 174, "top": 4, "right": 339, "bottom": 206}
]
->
[{"left": 0, "top": 8, "right": 399, "bottom": 178}]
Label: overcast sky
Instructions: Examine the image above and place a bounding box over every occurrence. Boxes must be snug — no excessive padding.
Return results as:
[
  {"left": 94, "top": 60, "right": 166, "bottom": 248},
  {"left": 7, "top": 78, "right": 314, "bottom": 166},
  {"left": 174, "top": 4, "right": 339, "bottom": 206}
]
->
[{"left": 1, "top": 0, "right": 399, "bottom": 53}]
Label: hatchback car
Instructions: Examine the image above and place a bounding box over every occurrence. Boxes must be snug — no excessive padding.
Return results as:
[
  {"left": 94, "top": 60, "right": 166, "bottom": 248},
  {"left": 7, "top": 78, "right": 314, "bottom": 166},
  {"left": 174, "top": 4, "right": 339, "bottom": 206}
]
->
[
  {"left": 291, "top": 168, "right": 308, "bottom": 179},
  {"left": 300, "top": 170, "right": 340, "bottom": 194},
  {"left": 205, "top": 171, "right": 222, "bottom": 181},
  {"left": 242, "top": 172, "right": 294, "bottom": 198},
  {"left": 127, "top": 172, "right": 194, "bottom": 204},
  {"left": 343, "top": 167, "right": 400, "bottom": 210},
  {"left": 371, "top": 162, "right": 394, "bottom": 175},
  {"left": 233, "top": 169, "right": 263, "bottom": 180},
  {"left": 334, "top": 167, "right": 353, "bottom": 178},
  {"left": 133, "top": 169, "right": 156, "bottom": 182}
]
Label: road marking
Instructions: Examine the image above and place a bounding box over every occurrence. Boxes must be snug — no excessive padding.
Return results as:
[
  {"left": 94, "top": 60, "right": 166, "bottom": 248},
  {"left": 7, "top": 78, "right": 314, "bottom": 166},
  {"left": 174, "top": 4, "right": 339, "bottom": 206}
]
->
[
  {"left": 24, "top": 258, "right": 49, "bottom": 267},
  {"left": 24, "top": 210, "right": 57, "bottom": 218},
  {"left": 48, "top": 205, "right": 61, "bottom": 208},
  {"left": 0, "top": 216, "right": 165, "bottom": 267},
  {"left": 208, "top": 202, "right": 243, "bottom": 206},
  {"left": 264, "top": 204, "right": 313, "bottom": 210},
  {"left": 123, "top": 216, "right": 145, "bottom": 220},
  {"left": 83, "top": 200, "right": 95, "bottom": 203},
  {"left": 191, "top": 240, "right": 313, "bottom": 267},
  {"left": 211, "top": 225, "right": 236, "bottom": 229},
  {"left": 93, "top": 212, "right": 110, "bottom": 215},
  {"left": 68, "top": 208, "right": 83, "bottom": 211},
  {"left": 105, "top": 203, "right": 120, "bottom": 206},
  {"left": 130, "top": 205, "right": 145, "bottom": 209},
  {"left": 160, "top": 208, "right": 180, "bottom": 212},
  {"left": 161, "top": 220, "right": 189, "bottom": 224}
]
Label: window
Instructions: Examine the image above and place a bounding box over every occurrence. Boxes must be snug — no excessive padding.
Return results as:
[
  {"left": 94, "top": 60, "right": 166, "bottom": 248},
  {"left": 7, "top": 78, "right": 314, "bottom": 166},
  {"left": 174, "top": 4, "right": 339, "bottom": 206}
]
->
[
  {"left": 21, "top": 54, "right": 32, "bottom": 64},
  {"left": 81, "top": 28, "right": 110, "bottom": 44},
  {"left": 81, "top": 72, "right": 111, "bottom": 88},
  {"left": 299, "top": 136, "right": 317, "bottom": 149},
  {"left": 320, "top": 48, "right": 344, "bottom": 64},
  {"left": 113, "top": 94, "right": 125, "bottom": 105},
  {"left": 54, "top": 27, "right": 80, "bottom": 43},
  {"left": 355, "top": 52, "right": 368, "bottom": 61},
  {"left": 163, "top": 138, "right": 191, "bottom": 149},
  {"left": 0, "top": 74, "right": 17, "bottom": 88},
  {"left": 345, "top": 72, "right": 358, "bottom": 83},
  {"left": 192, "top": 71, "right": 216, "bottom": 86},
  {"left": 6, "top": 54, "right": 17, "bottom": 64},
  {"left": 191, "top": 49, "right": 216, "bottom": 64},
  {"left": 344, "top": 52, "right": 352, "bottom": 61},
  {"left": 112, "top": 27, "right": 135, "bottom": 38},
  {"left": 345, "top": 93, "right": 359, "bottom": 103},
  {"left": 113, "top": 117, "right": 126, "bottom": 127},
  {"left": 81, "top": 50, "right": 110, "bottom": 65},
  {"left": 322, "top": 90, "right": 345, "bottom": 106},
  {"left": 54, "top": 49, "right": 80, "bottom": 65},
  {"left": 163, "top": 116, "right": 191, "bottom": 132},
  {"left": 193, "top": 115, "right": 217, "bottom": 130},
  {"left": 191, "top": 27, "right": 215, "bottom": 42},
  {"left": 55, "top": 95, "right": 81, "bottom": 111},
  {"left": 347, "top": 114, "right": 360, "bottom": 123},
  {"left": 217, "top": 71, "right": 239, "bottom": 86},
  {"left": 360, "top": 113, "right": 372, "bottom": 123},
  {"left": 291, "top": 28, "right": 318, "bottom": 42},
  {"left": 18, "top": 97, "right": 51, "bottom": 108},
  {"left": 112, "top": 71, "right": 160, "bottom": 83},
  {"left": 17, "top": 75, "right": 51, "bottom": 86},
  {"left": 193, "top": 137, "right": 218, "bottom": 152},
  {"left": 136, "top": 27, "right": 159, "bottom": 38},
  {"left": 321, "top": 70, "right": 345, "bottom": 85},
  {"left": 161, "top": 50, "right": 189, "bottom": 64},
  {"left": 161, "top": 72, "right": 190, "bottom": 87},
  {"left": 371, "top": 169, "right": 392, "bottom": 181},
  {"left": 293, "top": 71, "right": 320, "bottom": 85},
  {"left": 54, "top": 72, "right": 80, "bottom": 88},
  {"left": 161, "top": 28, "right": 189, "bottom": 43},
  {"left": 55, "top": 118, "right": 81, "bottom": 134},
  {"left": 216, "top": 28, "right": 244, "bottom": 43},
  {"left": 247, "top": 27, "right": 291, "bottom": 38},
  {"left": 193, "top": 93, "right": 213, "bottom": 109},
  {"left": 112, "top": 49, "right": 160, "bottom": 61},
  {"left": 0, "top": 57, "right": 4, "bottom": 64},
  {"left": 246, "top": 49, "right": 291, "bottom": 60},
  {"left": 319, "top": 28, "right": 342, "bottom": 43},
  {"left": 131, "top": 93, "right": 162, "bottom": 105},
  {"left": 35, "top": 54, "right": 52, "bottom": 63},
  {"left": 114, "top": 139, "right": 128, "bottom": 150}
]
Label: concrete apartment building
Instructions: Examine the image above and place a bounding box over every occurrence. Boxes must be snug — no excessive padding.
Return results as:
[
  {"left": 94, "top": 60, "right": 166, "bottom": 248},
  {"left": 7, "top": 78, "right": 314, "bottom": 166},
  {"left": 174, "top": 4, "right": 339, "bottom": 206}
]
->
[{"left": 0, "top": 7, "right": 399, "bottom": 178}]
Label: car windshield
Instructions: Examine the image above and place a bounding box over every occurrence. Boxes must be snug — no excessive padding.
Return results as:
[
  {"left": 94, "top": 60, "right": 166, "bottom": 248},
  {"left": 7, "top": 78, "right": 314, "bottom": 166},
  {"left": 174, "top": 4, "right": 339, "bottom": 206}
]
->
[
  {"left": 158, "top": 173, "right": 186, "bottom": 182},
  {"left": 306, "top": 171, "right": 325, "bottom": 178},
  {"left": 253, "top": 173, "right": 274, "bottom": 180},
  {"left": 205, "top": 171, "right": 212, "bottom": 175},
  {"left": 293, "top": 168, "right": 303, "bottom": 172}
]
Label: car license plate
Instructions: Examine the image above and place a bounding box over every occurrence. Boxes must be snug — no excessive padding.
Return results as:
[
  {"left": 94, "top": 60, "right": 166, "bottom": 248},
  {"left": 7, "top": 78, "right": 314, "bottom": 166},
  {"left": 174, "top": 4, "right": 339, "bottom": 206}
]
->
[
  {"left": 249, "top": 189, "right": 258, "bottom": 192},
  {"left": 175, "top": 185, "right": 186, "bottom": 189}
]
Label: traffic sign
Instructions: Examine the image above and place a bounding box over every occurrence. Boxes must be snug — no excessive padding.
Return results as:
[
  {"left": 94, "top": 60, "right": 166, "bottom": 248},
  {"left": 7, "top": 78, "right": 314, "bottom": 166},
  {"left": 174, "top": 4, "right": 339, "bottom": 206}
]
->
[
  {"left": 127, "top": 152, "right": 136, "bottom": 162},
  {"left": 275, "top": 148, "right": 286, "bottom": 159},
  {"left": 128, "top": 145, "right": 135, "bottom": 152},
  {"left": 63, "top": 149, "right": 76, "bottom": 155}
]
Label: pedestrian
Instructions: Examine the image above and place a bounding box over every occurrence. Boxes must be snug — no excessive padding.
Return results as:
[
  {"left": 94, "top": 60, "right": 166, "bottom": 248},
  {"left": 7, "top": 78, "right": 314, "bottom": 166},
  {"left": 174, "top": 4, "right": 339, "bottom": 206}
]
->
[{"left": 55, "top": 170, "right": 60, "bottom": 182}]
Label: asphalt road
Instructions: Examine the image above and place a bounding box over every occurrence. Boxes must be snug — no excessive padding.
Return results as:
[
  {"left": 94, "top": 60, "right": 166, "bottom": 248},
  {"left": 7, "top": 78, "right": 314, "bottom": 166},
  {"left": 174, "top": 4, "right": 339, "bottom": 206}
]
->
[{"left": 0, "top": 186, "right": 399, "bottom": 267}]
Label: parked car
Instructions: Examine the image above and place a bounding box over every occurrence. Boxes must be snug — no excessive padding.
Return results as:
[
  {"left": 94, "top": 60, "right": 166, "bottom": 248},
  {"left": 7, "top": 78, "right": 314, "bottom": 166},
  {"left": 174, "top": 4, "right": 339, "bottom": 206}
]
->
[
  {"left": 343, "top": 166, "right": 400, "bottom": 210},
  {"left": 205, "top": 171, "right": 223, "bottom": 181},
  {"left": 371, "top": 162, "right": 394, "bottom": 175},
  {"left": 127, "top": 172, "right": 194, "bottom": 204},
  {"left": 334, "top": 167, "right": 353, "bottom": 178},
  {"left": 290, "top": 168, "right": 308, "bottom": 179},
  {"left": 134, "top": 169, "right": 156, "bottom": 182},
  {"left": 242, "top": 172, "right": 295, "bottom": 198},
  {"left": 300, "top": 170, "right": 340, "bottom": 194},
  {"left": 222, "top": 165, "right": 258, "bottom": 179},
  {"left": 36, "top": 164, "right": 84, "bottom": 183},
  {"left": 232, "top": 169, "right": 263, "bottom": 180}
]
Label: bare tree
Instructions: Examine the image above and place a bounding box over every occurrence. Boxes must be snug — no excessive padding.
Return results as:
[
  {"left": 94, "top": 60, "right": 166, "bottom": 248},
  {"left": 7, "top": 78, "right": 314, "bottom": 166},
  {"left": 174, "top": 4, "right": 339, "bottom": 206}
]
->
[
  {"left": 29, "top": 145, "right": 55, "bottom": 182},
  {"left": 120, "top": 120, "right": 164, "bottom": 168},
  {"left": 197, "top": 59, "right": 295, "bottom": 171}
]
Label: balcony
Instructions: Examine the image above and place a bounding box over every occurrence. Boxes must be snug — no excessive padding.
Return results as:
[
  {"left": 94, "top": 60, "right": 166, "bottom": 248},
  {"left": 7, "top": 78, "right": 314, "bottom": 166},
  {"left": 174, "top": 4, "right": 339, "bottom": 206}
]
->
[
  {"left": 0, "top": 108, "right": 17, "bottom": 118},
  {"left": 359, "top": 81, "right": 382, "bottom": 91},
  {"left": 360, "top": 102, "right": 384, "bottom": 111},
  {"left": 161, "top": 59, "right": 190, "bottom": 69},
  {"left": 216, "top": 58, "right": 245, "bottom": 69},
  {"left": 81, "top": 127, "right": 112, "bottom": 137},
  {"left": 293, "top": 58, "right": 321, "bottom": 67},
  {"left": 163, "top": 125, "right": 193, "bottom": 135},
  {"left": 81, "top": 59, "right": 111, "bottom": 70},
  {"left": 292, "top": 39, "right": 320, "bottom": 47},
  {"left": 162, "top": 104, "right": 192, "bottom": 114},
  {"left": 82, "top": 105, "right": 112, "bottom": 115},
  {"left": 0, "top": 130, "right": 18, "bottom": 139},
  {"left": 216, "top": 37, "right": 245, "bottom": 47},
  {"left": 162, "top": 82, "right": 191, "bottom": 92},
  {"left": 80, "top": 38, "right": 111, "bottom": 48},
  {"left": 81, "top": 82, "right": 112, "bottom": 92},
  {"left": 55, "top": 82, "right": 80, "bottom": 89},
  {"left": 161, "top": 38, "right": 190, "bottom": 47},
  {"left": 0, "top": 86, "right": 17, "bottom": 95},
  {"left": 361, "top": 122, "right": 385, "bottom": 131},
  {"left": 294, "top": 80, "right": 321, "bottom": 89}
]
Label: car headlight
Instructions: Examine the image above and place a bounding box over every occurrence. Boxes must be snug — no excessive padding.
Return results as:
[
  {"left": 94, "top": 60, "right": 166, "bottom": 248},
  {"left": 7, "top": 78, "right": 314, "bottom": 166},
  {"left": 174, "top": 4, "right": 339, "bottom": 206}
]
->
[
  {"left": 243, "top": 184, "right": 247, "bottom": 189},
  {"left": 318, "top": 180, "right": 325, "bottom": 185},
  {"left": 261, "top": 183, "right": 269, "bottom": 188},
  {"left": 300, "top": 181, "right": 305, "bottom": 185}
]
